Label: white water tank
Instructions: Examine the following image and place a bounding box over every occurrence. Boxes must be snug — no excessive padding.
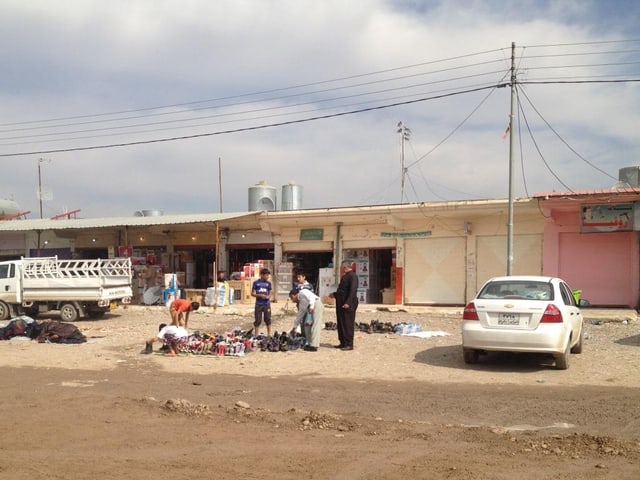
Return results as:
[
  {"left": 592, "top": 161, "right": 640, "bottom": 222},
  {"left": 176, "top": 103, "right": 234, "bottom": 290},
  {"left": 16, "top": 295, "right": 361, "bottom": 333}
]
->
[
  {"left": 281, "top": 181, "right": 303, "bottom": 211},
  {"left": 134, "top": 209, "right": 164, "bottom": 217},
  {"left": 618, "top": 166, "right": 640, "bottom": 187},
  {"left": 0, "top": 198, "right": 21, "bottom": 218},
  {"left": 248, "top": 181, "right": 277, "bottom": 211}
]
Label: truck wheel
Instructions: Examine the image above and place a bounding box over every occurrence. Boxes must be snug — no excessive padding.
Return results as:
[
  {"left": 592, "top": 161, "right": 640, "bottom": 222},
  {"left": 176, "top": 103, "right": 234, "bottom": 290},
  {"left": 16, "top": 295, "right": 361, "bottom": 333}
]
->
[
  {"left": 60, "top": 303, "right": 79, "bottom": 322},
  {"left": 0, "top": 301, "right": 11, "bottom": 321}
]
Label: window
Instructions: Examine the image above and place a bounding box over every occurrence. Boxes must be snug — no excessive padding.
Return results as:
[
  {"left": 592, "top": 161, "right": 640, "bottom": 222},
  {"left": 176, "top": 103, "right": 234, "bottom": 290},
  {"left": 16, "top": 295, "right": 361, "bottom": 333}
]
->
[
  {"left": 479, "top": 281, "right": 553, "bottom": 300},
  {"left": 559, "top": 282, "right": 575, "bottom": 306},
  {"left": 0, "top": 263, "right": 15, "bottom": 279}
]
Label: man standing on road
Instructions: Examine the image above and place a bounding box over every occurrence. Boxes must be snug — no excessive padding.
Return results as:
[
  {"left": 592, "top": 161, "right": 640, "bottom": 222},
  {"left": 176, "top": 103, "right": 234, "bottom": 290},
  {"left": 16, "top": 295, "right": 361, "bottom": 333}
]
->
[{"left": 330, "top": 260, "right": 359, "bottom": 350}]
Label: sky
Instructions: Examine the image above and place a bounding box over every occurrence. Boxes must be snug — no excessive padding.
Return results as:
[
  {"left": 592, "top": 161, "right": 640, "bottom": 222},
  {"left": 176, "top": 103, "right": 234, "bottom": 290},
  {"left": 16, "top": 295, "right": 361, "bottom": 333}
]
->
[{"left": 0, "top": 0, "right": 639, "bottom": 219}]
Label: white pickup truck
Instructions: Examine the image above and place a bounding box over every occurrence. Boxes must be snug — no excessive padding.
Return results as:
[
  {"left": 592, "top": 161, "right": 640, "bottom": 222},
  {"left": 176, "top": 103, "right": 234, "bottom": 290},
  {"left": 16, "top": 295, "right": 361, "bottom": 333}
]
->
[{"left": 0, "top": 256, "right": 133, "bottom": 321}]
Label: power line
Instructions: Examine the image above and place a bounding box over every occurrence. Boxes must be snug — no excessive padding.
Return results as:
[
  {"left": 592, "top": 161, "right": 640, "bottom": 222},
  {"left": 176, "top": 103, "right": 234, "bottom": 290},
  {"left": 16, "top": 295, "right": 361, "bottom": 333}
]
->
[
  {"left": 516, "top": 85, "right": 617, "bottom": 180},
  {"left": 516, "top": 88, "right": 574, "bottom": 192},
  {"left": 0, "top": 48, "right": 509, "bottom": 129},
  {"left": 0, "top": 84, "right": 503, "bottom": 157},
  {"left": 0, "top": 70, "right": 509, "bottom": 141}
]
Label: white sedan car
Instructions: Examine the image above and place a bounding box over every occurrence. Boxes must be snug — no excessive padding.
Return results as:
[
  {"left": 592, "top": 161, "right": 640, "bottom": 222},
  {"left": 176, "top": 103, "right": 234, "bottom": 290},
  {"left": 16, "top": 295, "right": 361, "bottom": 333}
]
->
[{"left": 461, "top": 276, "right": 584, "bottom": 370}]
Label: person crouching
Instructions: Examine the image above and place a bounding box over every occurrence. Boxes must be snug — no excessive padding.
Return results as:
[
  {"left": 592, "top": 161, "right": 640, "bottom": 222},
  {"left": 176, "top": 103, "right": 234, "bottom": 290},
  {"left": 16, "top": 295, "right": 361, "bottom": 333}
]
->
[
  {"left": 143, "top": 323, "right": 188, "bottom": 356},
  {"left": 288, "top": 288, "right": 324, "bottom": 352}
]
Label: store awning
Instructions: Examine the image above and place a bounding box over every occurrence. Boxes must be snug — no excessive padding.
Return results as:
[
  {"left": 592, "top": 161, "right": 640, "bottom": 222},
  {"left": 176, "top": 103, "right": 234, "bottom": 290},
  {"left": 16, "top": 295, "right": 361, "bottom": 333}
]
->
[{"left": 0, "top": 211, "right": 261, "bottom": 233}]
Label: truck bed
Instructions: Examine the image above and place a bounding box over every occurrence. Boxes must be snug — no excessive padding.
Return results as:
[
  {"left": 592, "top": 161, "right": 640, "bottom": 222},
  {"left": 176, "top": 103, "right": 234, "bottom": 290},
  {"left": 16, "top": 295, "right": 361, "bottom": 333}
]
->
[{"left": 20, "top": 257, "right": 133, "bottom": 302}]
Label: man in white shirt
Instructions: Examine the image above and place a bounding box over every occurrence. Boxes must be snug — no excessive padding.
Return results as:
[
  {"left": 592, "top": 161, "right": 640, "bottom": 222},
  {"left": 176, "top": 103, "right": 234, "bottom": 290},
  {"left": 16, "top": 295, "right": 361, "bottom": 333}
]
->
[
  {"left": 143, "top": 323, "right": 189, "bottom": 356},
  {"left": 289, "top": 288, "right": 324, "bottom": 352}
]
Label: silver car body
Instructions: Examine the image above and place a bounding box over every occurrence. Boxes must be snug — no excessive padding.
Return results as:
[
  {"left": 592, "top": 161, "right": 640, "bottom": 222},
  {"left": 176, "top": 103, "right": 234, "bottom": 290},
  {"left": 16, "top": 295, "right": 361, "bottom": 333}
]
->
[{"left": 461, "top": 276, "right": 584, "bottom": 369}]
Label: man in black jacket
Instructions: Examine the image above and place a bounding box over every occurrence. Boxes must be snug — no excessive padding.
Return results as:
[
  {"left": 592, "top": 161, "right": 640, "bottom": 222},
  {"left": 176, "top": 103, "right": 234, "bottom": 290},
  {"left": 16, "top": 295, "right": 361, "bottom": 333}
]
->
[{"left": 331, "top": 260, "right": 359, "bottom": 350}]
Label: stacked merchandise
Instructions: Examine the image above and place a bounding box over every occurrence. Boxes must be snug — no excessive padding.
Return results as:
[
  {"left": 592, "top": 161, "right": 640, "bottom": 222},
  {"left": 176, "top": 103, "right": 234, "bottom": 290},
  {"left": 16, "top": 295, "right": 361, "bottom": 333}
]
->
[
  {"left": 344, "top": 250, "right": 369, "bottom": 304},
  {"left": 166, "top": 328, "right": 306, "bottom": 355}
]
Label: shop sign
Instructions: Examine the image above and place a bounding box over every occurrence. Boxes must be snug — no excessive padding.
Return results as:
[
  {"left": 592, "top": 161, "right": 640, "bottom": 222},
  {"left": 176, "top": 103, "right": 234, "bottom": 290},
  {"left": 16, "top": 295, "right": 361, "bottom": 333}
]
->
[
  {"left": 381, "top": 231, "right": 432, "bottom": 238},
  {"left": 300, "top": 228, "right": 324, "bottom": 240},
  {"left": 581, "top": 203, "right": 633, "bottom": 232}
]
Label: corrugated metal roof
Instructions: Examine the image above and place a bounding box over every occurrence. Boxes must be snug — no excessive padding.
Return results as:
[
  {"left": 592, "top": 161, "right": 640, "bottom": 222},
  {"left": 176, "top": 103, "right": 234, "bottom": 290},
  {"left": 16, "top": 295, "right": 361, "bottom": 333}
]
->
[
  {"left": 0, "top": 211, "right": 260, "bottom": 232},
  {"left": 534, "top": 187, "right": 640, "bottom": 199}
]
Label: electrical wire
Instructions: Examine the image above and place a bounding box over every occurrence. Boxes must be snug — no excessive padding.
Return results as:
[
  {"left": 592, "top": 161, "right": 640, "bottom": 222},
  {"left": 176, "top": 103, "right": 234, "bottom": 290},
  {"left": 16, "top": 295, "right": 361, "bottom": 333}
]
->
[
  {"left": 516, "top": 88, "right": 575, "bottom": 192},
  {"left": 517, "top": 84, "right": 618, "bottom": 180},
  {"left": 0, "top": 84, "right": 503, "bottom": 157},
  {"left": 0, "top": 49, "right": 510, "bottom": 129}
]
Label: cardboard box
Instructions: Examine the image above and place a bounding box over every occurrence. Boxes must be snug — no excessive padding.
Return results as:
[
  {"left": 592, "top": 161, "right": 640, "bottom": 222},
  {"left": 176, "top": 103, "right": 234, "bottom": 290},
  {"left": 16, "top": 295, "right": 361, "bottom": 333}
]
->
[{"left": 382, "top": 288, "right": 395, "bottom": 305}]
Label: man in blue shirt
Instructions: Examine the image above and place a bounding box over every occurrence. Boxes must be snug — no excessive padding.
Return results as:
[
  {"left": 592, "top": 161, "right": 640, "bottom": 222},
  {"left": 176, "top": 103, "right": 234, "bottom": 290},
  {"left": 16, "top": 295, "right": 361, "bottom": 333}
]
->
[{"left": 251, "top": 268, "right": 273, "bottom": 337}]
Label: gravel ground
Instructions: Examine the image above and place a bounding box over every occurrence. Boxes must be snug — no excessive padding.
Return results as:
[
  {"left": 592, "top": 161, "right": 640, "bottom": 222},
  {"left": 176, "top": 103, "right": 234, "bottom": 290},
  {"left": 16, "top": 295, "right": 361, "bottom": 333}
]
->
[{"left": 1, "top": 304, "right": 638, "bottom": 480}]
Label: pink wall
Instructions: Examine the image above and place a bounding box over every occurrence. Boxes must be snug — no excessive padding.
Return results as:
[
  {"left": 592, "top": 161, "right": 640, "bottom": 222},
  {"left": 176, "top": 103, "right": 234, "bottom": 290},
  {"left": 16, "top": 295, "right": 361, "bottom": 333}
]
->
[{"left": 542, "top": 206, "right": 639, "bottom": 308}]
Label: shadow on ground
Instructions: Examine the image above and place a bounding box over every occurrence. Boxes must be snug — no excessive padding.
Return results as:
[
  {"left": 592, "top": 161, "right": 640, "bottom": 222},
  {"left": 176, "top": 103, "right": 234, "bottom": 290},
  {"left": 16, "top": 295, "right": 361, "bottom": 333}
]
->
[
  {"left": 615, "top": 334, "right": 640, "bottom": 347},
  {"left": 414, "top": 344, "right": 555, "bottom": 372}
]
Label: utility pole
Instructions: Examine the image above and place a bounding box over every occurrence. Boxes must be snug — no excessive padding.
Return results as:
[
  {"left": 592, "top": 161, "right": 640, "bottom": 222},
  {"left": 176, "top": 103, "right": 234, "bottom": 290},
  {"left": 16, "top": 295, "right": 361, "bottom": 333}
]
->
[
  {"left": 397, "top": 121, "right": 411, "bottom": 204},
  {"left": 507, "top": 42, "right": 517, "bottom": 275},
  {"left": 218, "top": 156, "right": 223, "bottom": 213}
]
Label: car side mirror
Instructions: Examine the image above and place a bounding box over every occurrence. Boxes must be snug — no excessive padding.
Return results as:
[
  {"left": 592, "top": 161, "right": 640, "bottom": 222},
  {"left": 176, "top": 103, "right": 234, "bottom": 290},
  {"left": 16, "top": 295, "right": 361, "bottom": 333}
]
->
[{"left": 578, "top": 299, "right": 590, "bottom": 307}]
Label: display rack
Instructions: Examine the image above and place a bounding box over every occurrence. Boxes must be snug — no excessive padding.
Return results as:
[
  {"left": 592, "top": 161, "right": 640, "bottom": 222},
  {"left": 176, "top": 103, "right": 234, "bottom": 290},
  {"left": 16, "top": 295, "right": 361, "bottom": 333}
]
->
[{"left": 275, "top": 262, "right": 293, "bottom": 303}]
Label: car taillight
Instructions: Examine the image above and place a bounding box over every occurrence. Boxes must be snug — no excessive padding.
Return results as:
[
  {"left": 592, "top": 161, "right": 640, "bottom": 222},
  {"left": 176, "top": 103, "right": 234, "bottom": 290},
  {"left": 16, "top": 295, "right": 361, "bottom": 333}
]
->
[
  {"left": 463, "top": 302, "right": 479, "bottom": 320},
  {"left": 540, "top": 304, "right": 563, "bottom": 323}
]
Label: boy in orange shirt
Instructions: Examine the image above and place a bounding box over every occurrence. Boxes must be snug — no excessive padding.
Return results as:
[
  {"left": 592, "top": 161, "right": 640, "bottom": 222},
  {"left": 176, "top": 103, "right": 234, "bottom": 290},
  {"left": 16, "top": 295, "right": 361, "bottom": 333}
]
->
[{"left": 169, "top": 298, "right": 199, "bottom": 329}]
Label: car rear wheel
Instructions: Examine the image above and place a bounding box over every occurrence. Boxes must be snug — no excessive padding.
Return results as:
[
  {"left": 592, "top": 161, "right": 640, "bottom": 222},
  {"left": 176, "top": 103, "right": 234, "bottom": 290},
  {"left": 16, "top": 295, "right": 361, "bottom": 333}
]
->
[
  {"left": 554, "top": 342, "right": 570, "bottom": 370},
  {"left": 463, "top": 348, "right": 479, "bottom": 364},
  {"left": 60, "top": 303, "right": 79, "bottom": 322},
  {"left": 570, "top": 326, "right": 584, "bottom": 354}
]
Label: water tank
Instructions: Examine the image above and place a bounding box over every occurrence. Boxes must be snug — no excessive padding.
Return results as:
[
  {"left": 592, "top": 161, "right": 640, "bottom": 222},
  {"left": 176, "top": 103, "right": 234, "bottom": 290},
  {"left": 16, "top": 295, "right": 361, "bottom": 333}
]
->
[
  {"left": 618, "top": 166, "right": 640, "bottom": 188},
  {"left": 134, "top": 209, "right": 164, "bottom": 217},
  {"left": 248, "top": 181, "right": 277, "bottom": 211},
  {"left": 281, "top": 181, "right": 303, "bottom": 211},
  {"left": 0, "top": 198, "right": 21, "bottom": 218}
]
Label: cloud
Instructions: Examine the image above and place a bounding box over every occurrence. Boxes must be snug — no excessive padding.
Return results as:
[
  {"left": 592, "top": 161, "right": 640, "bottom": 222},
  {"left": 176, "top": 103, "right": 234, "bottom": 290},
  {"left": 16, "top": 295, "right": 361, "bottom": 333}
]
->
[{"left": 0, "top": 0, "right": 638, "bottom": 218}]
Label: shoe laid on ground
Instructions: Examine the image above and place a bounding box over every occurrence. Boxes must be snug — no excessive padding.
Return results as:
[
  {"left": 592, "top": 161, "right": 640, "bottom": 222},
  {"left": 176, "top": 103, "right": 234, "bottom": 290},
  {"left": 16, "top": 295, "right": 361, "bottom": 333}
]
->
[
  {"left": 334, "top": 344, "right": 345, "bottom": 349},
  {"left": 143, "top": 342, "right": 153, "bottom": 354},
  {"left": 340, "top": 346, "right": 354, "bottom": 351},
  {"left": 303, "top": 345, "right": 318, "bottom": 352}
]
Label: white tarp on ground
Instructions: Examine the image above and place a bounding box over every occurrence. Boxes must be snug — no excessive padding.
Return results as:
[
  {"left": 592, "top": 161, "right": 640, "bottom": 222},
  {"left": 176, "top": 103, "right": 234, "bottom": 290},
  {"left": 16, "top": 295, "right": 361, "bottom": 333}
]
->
[{"left": 401, "top": 331, "right": 450, "bottom": 338}]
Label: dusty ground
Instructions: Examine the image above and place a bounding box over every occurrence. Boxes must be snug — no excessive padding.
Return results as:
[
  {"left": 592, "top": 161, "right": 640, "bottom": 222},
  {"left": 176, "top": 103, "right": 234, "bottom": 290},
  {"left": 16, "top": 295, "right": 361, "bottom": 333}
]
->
[{"left": 0, "top": 304, "right": 639, "bottom": 480}]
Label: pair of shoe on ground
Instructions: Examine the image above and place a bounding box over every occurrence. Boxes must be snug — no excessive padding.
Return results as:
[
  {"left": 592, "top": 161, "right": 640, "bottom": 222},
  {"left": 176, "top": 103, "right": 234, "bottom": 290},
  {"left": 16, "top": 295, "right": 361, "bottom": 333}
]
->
[{"left": 334, "top": 344, "right": 354, "bottom": 350}]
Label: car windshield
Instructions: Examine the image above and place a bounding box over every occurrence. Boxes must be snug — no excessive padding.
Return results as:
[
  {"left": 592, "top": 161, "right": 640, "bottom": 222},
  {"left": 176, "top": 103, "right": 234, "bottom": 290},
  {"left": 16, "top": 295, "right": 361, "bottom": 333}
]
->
[{"left": 478, "top": 280, "right": 554, "bottom": 300}]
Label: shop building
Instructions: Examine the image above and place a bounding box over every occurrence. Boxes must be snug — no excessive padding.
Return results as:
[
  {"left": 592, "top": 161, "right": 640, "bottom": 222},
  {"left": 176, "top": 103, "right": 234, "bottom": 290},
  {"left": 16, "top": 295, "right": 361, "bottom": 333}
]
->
[
  {"left": 535, "top": 186, "right": 640, "bottom": 308},
  {"left": 1, "top": 186, "right": 639, "bottom": 308}
]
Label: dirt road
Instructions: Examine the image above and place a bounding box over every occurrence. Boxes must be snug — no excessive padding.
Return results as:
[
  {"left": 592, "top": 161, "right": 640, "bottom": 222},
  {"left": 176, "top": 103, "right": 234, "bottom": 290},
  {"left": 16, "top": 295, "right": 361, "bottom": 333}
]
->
[{"left": 0, "top": 305, "right": 638, "bottom": 479}]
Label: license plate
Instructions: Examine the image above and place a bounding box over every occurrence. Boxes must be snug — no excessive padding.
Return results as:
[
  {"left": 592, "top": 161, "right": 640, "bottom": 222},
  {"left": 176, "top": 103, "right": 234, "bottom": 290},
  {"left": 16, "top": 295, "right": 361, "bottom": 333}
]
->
[{"left": 497, "top": 313, "right": 520, "bottom": 325}]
